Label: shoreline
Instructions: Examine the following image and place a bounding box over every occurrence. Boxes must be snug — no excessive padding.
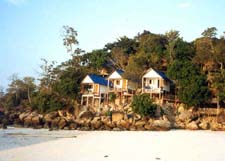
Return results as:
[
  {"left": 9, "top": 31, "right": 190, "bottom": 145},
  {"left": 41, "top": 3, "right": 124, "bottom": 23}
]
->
[{"left": 1, "top": 128, "right": 225, "bottom": 161}]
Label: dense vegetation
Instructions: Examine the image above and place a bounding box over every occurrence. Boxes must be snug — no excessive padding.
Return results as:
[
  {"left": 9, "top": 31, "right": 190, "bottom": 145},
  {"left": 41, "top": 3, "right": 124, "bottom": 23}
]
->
[
  {"left": 0, "top": 26, "right": 224, "bottom": 113},
  {"left": 131, "top": 94, "right": 157, "bottom": 117}
]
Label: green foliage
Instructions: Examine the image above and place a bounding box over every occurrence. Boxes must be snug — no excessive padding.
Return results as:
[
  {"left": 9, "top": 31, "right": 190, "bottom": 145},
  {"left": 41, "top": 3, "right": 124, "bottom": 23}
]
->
[
  {"left": 85, "top": 49, "right": 110, "bottom": 71},
  {"left": 131, "top": 94, "right": 157, "bottom": 117},
  {"left": 108, "top": 93, "right": 116, "bottom": 103},
  {"left": 201, "top": 27, "right": 217, "bottom": 38},
  {"left": 167, "top": 60, "right": 211, "bottom": 107},
  {"left": 31, "top": 92, "right": 65, "bottom": 113},
  {"left": 105, "top": 110, "right": 112, "bottom": 117}
]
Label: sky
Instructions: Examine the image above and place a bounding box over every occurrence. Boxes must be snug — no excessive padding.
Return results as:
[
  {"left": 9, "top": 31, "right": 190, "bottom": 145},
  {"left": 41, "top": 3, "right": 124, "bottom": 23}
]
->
[{"left": 0, "top": 0, "right": 225, "bottom": 90}]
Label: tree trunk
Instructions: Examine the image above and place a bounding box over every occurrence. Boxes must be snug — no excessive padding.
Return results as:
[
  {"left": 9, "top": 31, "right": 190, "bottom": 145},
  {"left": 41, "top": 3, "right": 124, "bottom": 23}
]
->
[
  {"left": 28, "top": 87, "right": 31, "bottom": 104},
  {"left": 216, "top": 95, "right": 220, "bottom": 122}
]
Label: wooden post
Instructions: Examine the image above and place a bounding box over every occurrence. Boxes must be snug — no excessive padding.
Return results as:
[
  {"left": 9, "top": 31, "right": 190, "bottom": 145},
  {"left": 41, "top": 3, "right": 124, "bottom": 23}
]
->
[
  {"left": 81, "top": 96, "right": 83, "bottom": 106},
  {"left": 92, "top": 96, "right": 94, "bottom": 108}
]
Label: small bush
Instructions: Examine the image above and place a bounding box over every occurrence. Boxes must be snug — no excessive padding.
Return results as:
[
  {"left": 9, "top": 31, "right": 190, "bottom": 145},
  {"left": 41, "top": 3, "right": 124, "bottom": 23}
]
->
[
  {"left": 131, "top": 94, "right": 157, "bottom": 117},
  {"left": 108, "top": 93, "right": 116, "bottom": 103},
  {"left": 105, "top": 110, "right": 112, "bottom": 117}
]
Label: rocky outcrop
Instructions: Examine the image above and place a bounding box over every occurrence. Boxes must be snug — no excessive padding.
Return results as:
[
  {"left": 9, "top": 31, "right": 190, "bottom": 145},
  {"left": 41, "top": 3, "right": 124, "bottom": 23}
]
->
[
  {"left": 1, "top": 106, "right": 225, "bottom": 131},
  {"left": 152, "top": 120, "right": 171, "bottom": 131},
  {"left": 186, "top": 121, "right": 199, "bottom": 130}
]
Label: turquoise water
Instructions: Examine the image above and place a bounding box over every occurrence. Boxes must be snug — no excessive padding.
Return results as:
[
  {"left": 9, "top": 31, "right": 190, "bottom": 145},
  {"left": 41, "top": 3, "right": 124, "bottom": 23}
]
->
[{"left": 0, "top": 127, "right": 78, "bottom": 151}]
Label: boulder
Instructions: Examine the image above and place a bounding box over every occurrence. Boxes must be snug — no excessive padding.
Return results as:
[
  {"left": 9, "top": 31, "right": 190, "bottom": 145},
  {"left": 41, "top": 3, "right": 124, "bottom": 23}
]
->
[
  {"left": 186, "top": 121, "right": 199, "bottom": 130},
  {"left": 69, "top": 122, "right": 77, "bottom": 130},
  {"left": 178, "top": 111, "right": 192, "bottom": 122},
  {"left": 24, "top": 115, "right": 33, "bottom": 127},
  {"left": 91, "top": 117, "right": 102, "bottom": 129},
  {"left": 174, "top": 121, "right": 185, "bottom": 129},
  {"left": 101, "top": 116, "right": 113, "bottom": 128},
  {"left": 135, "top": 120, "right": 146, "bottom": 128},
  {"left": 79, "top": 111, "right": 94, "bottom": 120},
  {"left": 152, "top": 120, "right": 171, "bottom": 130},
  {"left": 217, "top": 113, "right": 225, "bottom": 124},
  {"left": 118, "top": 120, "right": 130, "bottom": 129},
  {"left": 129, "top": 126, "right": 136, "bottom": 131},
  {"left": 43, "top": 112, "right": 58, "bottom": 123},
  {"left": 210, "top": 122, "right": 223, "bottom": 131},
  {"left": 51, "top": 117, "right": 61, "bottom": 129},
  {"left": 58, "top": 118, "right": 67, "bottom": 129},
  {"left": 112, "top": 112, "right": 124, "bottom": 122},
  {"left": 31, "top": 115, "right": 42, "bottom": 127},
  {"left": 134, "top": 114, "right": 142, "bottom": 121},
  {"left": 144, "top": 124, "right": 153, "bottom": 130},
  {"left": 199, "top": 121, "right": 210, "bottom": 130},
  {"left": 19, "top": 112, "right": 30, "bottom": 121}
]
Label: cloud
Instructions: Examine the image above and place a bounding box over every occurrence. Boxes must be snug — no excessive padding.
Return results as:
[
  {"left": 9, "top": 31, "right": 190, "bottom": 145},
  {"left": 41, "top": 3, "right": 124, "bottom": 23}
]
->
[
  {"left": 178, "top": 2, "right": 191, "bottom": 8},
  {"left": 6, "top": 0, "right": 27, "bottom": 5}
]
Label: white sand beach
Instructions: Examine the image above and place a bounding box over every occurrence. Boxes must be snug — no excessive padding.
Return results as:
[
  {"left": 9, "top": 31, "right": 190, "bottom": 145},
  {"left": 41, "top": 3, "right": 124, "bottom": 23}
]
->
[{"left": 0, "top": 128, "right": 225, "bottom": 161}]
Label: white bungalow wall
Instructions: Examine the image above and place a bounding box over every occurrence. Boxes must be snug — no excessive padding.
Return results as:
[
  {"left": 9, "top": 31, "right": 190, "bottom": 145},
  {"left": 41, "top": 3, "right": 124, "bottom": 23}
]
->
[
  {"left": 81, "top": 75, "right": 93, "bottom": 84},
  {"left": 143, "top": 69, "right": 170, "bottom": 92},
  {"left": 108, "top": 71, "right": 122, "bottom": 79},
  {"left": 108, "top": 71, "right": 124, "bottom": 89}
]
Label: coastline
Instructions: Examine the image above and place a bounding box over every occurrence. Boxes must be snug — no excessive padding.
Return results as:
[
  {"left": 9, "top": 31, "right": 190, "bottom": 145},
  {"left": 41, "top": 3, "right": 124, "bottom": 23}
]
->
[{"left": 0, "top": 128, "right": 225, "bottom": 161}]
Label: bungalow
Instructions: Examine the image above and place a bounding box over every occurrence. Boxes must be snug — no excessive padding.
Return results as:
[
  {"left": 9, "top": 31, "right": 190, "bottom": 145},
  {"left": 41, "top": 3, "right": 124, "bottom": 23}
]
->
[
  {"left": 142, "top": 68, "right": 172, "bottom": 99},
  {"left": 80, "top": 74, "right": 109, "bottom": 109},
  {"left": 107, "top": 69, "right": 135, "bottom": 104}
]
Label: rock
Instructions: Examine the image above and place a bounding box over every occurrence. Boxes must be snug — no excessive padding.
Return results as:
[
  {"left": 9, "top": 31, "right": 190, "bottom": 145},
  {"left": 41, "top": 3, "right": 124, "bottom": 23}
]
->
[
  {"left": 112, "top": 112, "right": 124, "bottom": 122},
  {"left": 58, "top": 118, "right": 67, "bottom": 129},
  {"left": 199, "top": 121, "right": 209, "bottom": 130},
  {"left": 101, "top": 116, "right": 113, "bottom": 128},
  {"left": 144, "top": 124, "right": 153, "bottom": 130},
  {"left": 135, "top": 120, "right": 146, "bottom": 128},
  {"left": 31, "top": 115, "right": 42, "bottom": 127},
  {"left": 152, "top": 120, "right": 171, "bottom": 130},
  {"left": 134, "top": 114, "right": 142, "bottom": 121},
  {"left": 177, "top": 103, "right": 185, "bottom": 113},
  {"left": 69, "top": 122, "right": 77, "bottom": 130},
  {"left": 51, "top": 117, "right": 61, "bottom": 129},
  {"left": 44, "top": 112, "right": 58, "bottom": 122},
  {"left": 19, "top": 112, "right": 30, "bottom": 121},
  {"left": 210, "top": 122, "right": 223, "bottom": 131},
  {"left": 79, "top": 111, "right": 94, "bottom": 120},
  {"left": 217, "top": 113, "right": 225, "bottom": 124},
  {"left": 119, "top": 120, "right": 130, "bottom": 129},
  {"left": 186, "top": 121, "right": 199, "bottom": 130},
  {"left": 178, "top": 111, "right": 192, "bottom": 122},
  {"left": 174, "top": 122, "right": 185, "bottom": 129},
  {"left": 112, "top": 127, "right": 121, "bottom": 131},
  {"left": 24, "top": 115, "right": 33, "bottom": 127},
  {"left": 91, "top": 117, "right": 102, "bottom": 129}
]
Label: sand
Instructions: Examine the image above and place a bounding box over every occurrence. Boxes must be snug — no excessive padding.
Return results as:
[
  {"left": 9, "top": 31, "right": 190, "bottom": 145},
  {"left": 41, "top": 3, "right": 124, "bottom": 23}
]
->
[{"left": 0, "top": 128, "right": 225, "bottom": 161}]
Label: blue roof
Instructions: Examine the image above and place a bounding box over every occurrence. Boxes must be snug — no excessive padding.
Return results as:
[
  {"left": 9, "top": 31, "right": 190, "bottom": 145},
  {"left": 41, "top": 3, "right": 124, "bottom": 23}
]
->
[
  {"left": 155, "top": 70, "right": 172, "bottom": 82},
  {"left": 116, "top": 69, "right": 124, "bottom": 75},
  {"left": 88, "top": 74, "right": 109, "bottom": 86}
]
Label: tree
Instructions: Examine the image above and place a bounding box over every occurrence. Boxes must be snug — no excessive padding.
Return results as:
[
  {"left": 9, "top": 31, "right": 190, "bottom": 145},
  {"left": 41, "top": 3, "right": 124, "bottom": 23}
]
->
[
  {"left": 85, "top": 49, "right": 110, "bottom": 71},
  {"left": 62, "top": 25, "right": 79, "bottom": 53},
  {"left": 167, "top": 60, "right": 210, "bottom": 107},
  {"left": 201, "top": 27, "right": 217, "bottom": 38},
  {"left": 165, "top": 30, "right": 180, "bottom": 62},
  {"left": 124, "top": 51, "right": 149, "bottom": 86},
  {"left": 39, "top": 58, "right": 57, "bottom": 93},
  {"left": 173, "top": 39, "right": 195, "bottom": 61},
  {"left": 131, "top": 94, "right": 157, "bottom": 117},
  {"left": 23, "top": 77, "right": 36, "bottom": 104}
]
